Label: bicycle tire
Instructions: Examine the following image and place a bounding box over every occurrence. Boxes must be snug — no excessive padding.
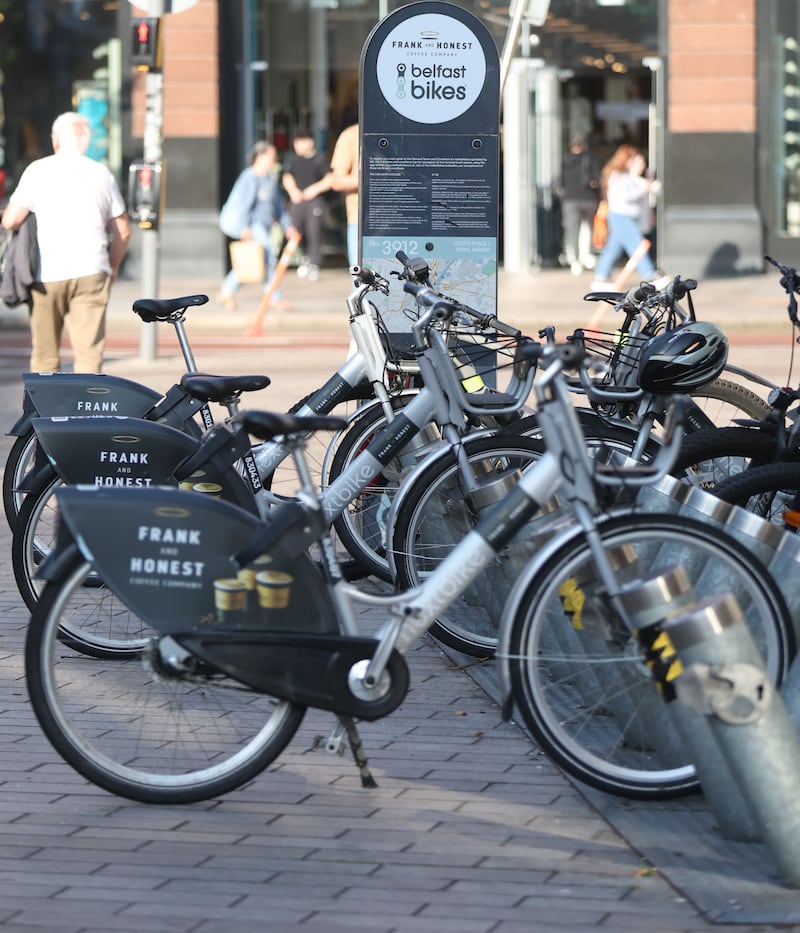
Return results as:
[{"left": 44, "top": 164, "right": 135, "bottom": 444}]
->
[
  {"left": 25, "top": 552, "right": 306, "bottom": 804},
  {"left": 713, "top": 461, "right": 800, "bottom": 524},
  {"left": 505, "top": 512, "right": 793, "bottom": 799},
  {"left": 689, "top": 377, "right": 770, "bottom": 426},
  {"left": 14, "top": 470, "right": 154, "bottom": 657},
  {"left": 391, "top": 434, "right": 550, "bottom": 657},
  {"left": 13, "top": 467, "right": 64, "bottom": 612},
  {"left": 671, "top": 426, "right": 782, "bottom": 490},
  {"left": 3, "top": 430, "right": 37, "bottom": 530},
  {"left": 329, "top": 395, "right": 439, "bottom": 582},
  {"left": 391, "top": 424, "right": 657, "bottom": 658}
]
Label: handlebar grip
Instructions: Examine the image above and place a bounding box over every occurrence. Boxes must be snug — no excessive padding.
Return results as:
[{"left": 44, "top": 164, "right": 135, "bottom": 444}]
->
[
  {"left": 395, "top": 249, "right": 410, "bottom": 266},
  {"left": 352, "top": 264, "right": 376, "bottom": 284},
  {"left": 668, "top": 278, "right": 697, "bottom": 301},
  {"left": 484, "top": 315, "right": 522, "bottom": 338},
  {"left": 633, "top": 283, "right": 656, "bottom": 301},
  {"left": 403, "top": 280, "right": 425, "bottom": 297}
]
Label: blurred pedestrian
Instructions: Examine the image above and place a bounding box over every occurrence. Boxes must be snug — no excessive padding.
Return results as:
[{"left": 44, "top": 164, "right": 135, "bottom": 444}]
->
[
  {"left": 560, "top": 132, "right": 600, "bottom": 276},
  {"left": 0, "top": 111, "right": 130, "bottom": 373},
  {"left": 329, "top": 122, "right": 359, "bottom": 268},
  {"left": 591, "top": 143, "right": 667, "bottom": 291},
  {"left": 218, "top": 139, "right": 294, "bottom": 311},
  {"left": 282, "top": 129, "right": 331, "bottom": 281}
]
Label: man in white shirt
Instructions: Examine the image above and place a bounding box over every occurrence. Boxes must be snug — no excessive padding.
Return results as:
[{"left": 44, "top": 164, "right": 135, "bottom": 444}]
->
[{"left": 1, "top": 111, "right": 131, "bottom": 372}]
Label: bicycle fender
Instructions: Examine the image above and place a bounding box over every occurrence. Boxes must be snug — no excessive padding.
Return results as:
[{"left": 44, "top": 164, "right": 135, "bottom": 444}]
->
[
  {"left": 22, "top": 372, "right": 161, "bottom": 418},
  {"left": 54, "top": 485, "right": 336, "bottom": 635},
  {"left": 7, "top": 410, "right": 33, "bottom": 437}
]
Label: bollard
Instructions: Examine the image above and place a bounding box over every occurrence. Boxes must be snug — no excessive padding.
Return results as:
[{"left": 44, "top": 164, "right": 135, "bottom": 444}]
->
[
  {"left": 551, "top": 544, "right": 647, "bottom": 733},
  {"left": 622, "top": 573, "right": 761, "bottom": 842},
  {"left": 766, "top": 529, "right": 800, "bottom": 646},
  {"left": 664, "top": 594, "right": 800, "bottom": 887},
  {"left": 616, "top": 565, "right": 709, "bottom": 773}
]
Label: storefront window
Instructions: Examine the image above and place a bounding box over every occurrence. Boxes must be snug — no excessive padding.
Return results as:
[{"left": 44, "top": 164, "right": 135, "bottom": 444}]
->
[
  {"left": 0, "top": 2, "right": 118, "bottom": 184},
  {"left": 249, "top": 1, "right": 657, "bottom": 155}
]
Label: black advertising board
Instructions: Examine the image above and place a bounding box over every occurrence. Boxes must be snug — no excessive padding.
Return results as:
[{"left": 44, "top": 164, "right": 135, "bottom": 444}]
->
[{"left": 359, "top": 1, "right": 500, "bottom": 327}]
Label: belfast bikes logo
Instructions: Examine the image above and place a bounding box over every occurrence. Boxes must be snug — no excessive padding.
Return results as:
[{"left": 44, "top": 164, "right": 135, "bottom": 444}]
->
[{"left": 376, "top": 13, "right": 486, "bottom": 124}]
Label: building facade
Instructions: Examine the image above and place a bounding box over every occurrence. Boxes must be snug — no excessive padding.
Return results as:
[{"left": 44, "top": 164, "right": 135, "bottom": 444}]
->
[{"left": 1, "top": 1, "right": 798, "bottom": 278}]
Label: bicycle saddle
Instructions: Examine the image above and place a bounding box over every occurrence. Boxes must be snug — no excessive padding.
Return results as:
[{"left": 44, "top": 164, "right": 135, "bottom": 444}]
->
[
  {"left": 132, "top": 294, "right": 209, "bottom": 322},
  {"left": 180, "top": 374, "right": 270, "bottom": 403}
]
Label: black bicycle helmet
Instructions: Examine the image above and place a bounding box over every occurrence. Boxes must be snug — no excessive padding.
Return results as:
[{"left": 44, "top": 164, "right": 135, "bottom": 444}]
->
[{"left": 637, "top": 321, "right": 728, "bottom": 393}]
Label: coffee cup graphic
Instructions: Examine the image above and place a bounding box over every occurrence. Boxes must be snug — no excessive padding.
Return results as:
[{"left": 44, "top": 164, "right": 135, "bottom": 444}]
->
[
  {"left": 180, "top": 470, "right": 206, "bottom": 491},
  {"left": 213, "top": 578, "right": 247, "bottom": 625},
  {"left": 256, "top": 570, "right": 293, "bottom": 610},
  {"left": 192, "top": 482, "right": 222, "bottom": 497}
]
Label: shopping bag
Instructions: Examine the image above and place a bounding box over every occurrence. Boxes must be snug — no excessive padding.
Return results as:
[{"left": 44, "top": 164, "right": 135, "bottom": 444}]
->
[
  {"left": 229, "top": 240, "right": 265, "bottom": 284},
  {"left": 592, "top": 200, "right": 608, "bottom": 251}
]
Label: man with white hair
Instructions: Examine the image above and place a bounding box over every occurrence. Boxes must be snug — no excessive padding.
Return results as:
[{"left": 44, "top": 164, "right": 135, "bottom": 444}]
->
[{"left": 1, "top": 111, "right": 130, "bottom": 372}]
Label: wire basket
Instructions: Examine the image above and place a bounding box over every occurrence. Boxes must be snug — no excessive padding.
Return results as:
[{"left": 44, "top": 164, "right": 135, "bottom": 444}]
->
[
  {"left": 568, "top": 328, "right": 650, "bottom": 388},
  {"left": 445, "top": 325, "right": 532, "bottom": 393}
]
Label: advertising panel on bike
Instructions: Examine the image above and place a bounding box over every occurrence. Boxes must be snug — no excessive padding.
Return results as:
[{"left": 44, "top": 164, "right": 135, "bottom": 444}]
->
[
  {"left": 54, "top": 486, "right": 338, "bottom": 635},
  {"left": 359, "top": 1, "right": 500, "bottom": 332}
]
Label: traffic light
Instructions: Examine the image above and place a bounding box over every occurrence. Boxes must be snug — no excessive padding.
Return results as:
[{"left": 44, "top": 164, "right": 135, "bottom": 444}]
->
[
  {"left": 128, "top": 160, "right": 164, "bottom": 229},
  {"left": 131, "top": 17, "right": 162, "bottom": 72}
]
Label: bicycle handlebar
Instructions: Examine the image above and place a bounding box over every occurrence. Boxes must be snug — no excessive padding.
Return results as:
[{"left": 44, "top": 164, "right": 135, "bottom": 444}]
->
[
  {"left": 403, "top": 281, "right": 522, "bottom": 338},
  {"left": 350, "top": 265, "right": 390, "bottom": 294},
  {"left": 765, "top": 254, "right": 800, "bottom": 326},
  {"left": 392, "top": 250, "right": 432, "bottom": 285},
  {"left": 664, "top": 276, "right": 697, "bottom": 302}
]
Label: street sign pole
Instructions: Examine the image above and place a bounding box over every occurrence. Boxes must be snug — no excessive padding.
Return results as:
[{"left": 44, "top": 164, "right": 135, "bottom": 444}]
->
[
  {"left": 139, "top": 0, "right": 164, "bottom": 362},
  {"left": 127, "top": 0, "right": 197, "bottom": 361}
]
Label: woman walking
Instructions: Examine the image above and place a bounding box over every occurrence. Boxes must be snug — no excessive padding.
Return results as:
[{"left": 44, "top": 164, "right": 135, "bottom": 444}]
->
[{"left": 591, "top": 144, "right": 667, "bottom": 290}]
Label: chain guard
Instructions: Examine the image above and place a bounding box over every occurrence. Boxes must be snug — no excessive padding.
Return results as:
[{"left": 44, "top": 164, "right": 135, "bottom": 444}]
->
[{"left": 172, "top": 631, "right": 410, "bottom": 721}]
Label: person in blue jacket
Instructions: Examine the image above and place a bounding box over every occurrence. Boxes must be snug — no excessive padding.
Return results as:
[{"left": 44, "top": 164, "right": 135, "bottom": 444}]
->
[{"left": 218, "top": 139, "right": 295, "bottom": 310}]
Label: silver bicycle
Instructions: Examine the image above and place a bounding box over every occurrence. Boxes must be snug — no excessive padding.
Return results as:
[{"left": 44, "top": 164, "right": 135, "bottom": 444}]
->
[{"left": 25, "top": 320, "right": 793, "bottom": 804}]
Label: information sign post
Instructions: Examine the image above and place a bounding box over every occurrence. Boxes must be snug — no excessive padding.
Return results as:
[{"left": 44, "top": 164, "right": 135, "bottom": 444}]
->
[{"left": 359, "top": 2, "right": 500, "bottom": 329}]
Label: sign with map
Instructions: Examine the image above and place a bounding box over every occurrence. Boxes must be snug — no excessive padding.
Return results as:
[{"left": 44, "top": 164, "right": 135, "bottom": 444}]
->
[{"left": 359, "top": 1, "right": 500, "bottom": 329}]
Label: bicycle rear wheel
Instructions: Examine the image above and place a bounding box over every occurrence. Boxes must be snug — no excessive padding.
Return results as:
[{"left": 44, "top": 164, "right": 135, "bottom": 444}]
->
[
  {"left": 3, "top": 430, "right": 37, "bottom": 530},
  {"left": 25, "top": 552, "right": 305, "bottom": 804},
  {"left": 505, "top": 513, "right": 793, "bottom": 799}
]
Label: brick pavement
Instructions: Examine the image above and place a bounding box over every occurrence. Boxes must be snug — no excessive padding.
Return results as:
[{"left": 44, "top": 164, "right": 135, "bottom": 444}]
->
[{"left": 0, "top": 264, "right": 797, "bottom": 930}]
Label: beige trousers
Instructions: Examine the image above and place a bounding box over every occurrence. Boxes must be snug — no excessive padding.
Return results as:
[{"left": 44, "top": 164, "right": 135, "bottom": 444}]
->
[{"left": 30, "top": 272, "right": 110, "bottom": 373}]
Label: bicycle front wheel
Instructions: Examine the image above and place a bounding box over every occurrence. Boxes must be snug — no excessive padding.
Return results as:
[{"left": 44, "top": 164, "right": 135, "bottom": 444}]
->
[
  {"left": 391, "top": 434, "right": 548, "bottom": 657},
  {"left": 713, "top": 461, "right": 800, "bottom": 524},
  {"left": 329, "top": 396, "right": 440, "bottom": 582},
  {"left": 25, "top": 553, "right": 305, "bottom": 804},
  {"left": 505, "top": 513, "right": 793, "bottom": 799},
  {"left": 391, "top": 423, "right": 655, "bottom": 658},
  {"left": 671, "top": 426, "right": 780, "bottom": 490}
]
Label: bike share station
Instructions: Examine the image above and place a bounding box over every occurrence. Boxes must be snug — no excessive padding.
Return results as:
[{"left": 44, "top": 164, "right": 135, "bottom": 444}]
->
[
  {"left": 357, "top": 1, "right": 800, "bottom": 897},
  {"left": 15, "top": 2, "right": 800, "bottom": 910},
  {"left": 359, "top": 2, "right": 500, "bottom": 339}
]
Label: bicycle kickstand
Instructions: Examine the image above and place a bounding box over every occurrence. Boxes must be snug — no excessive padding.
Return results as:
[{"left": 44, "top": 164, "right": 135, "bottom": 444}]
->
[{"left": 324, "top": 715, "right": 378, "bottom": 788}]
